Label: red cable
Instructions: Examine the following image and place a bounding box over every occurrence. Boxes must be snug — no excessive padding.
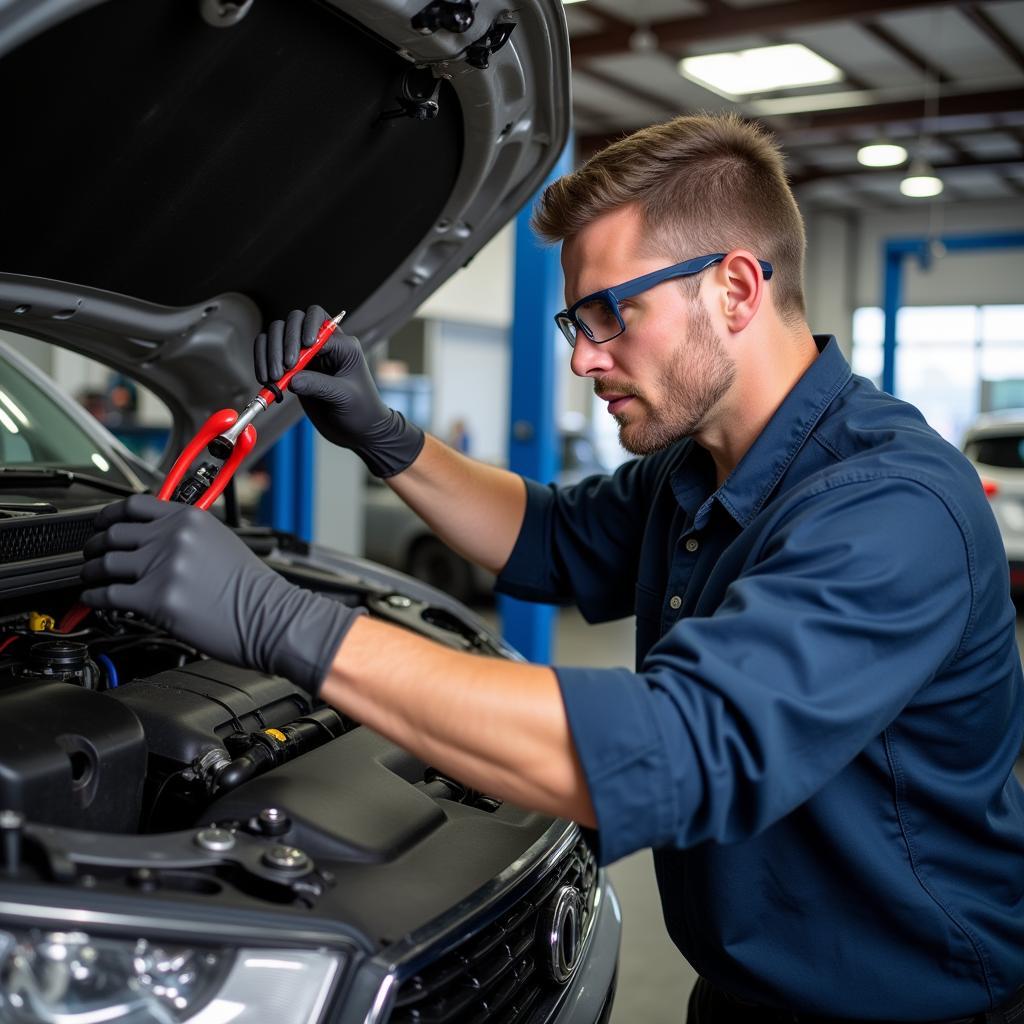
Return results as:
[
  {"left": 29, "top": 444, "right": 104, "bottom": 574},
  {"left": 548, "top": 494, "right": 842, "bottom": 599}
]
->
[{"left": 58, "top": 602, "right": 92, "bottom": 633}]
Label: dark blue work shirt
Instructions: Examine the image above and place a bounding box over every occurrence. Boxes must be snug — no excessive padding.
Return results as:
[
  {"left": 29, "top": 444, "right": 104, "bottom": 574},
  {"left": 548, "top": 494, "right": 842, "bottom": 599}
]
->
[{"left": 496, "top": 337, "right": 1024, "bottom": 1017}]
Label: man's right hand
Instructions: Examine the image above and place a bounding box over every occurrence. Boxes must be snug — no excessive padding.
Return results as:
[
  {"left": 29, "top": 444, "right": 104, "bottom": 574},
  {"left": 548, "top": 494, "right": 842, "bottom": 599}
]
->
[{"left": 254, "top": 305, "right": 425, "bottom": 478}]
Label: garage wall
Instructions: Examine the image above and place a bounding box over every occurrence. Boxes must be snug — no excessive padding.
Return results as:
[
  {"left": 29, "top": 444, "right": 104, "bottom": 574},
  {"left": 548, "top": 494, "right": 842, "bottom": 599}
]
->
[
  {"left": 803, "top": 198, "right": 1024, "bottom": 359},
  {"left": 853, "top": 200, "right": 1024, "bottom": 308},
  {"left": 803, "top": 208, "right": 859, "bottom": 358},
  {"left": 414, "top": 219, "right": 595, "bottom": 456},
  {"left": 428, "top": 320, "right": 510, "bottom": 466}
]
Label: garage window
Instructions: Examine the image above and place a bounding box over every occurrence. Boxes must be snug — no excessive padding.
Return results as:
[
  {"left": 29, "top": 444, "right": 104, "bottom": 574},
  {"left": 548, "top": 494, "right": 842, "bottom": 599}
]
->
[{"left": 852, "top": 304, "right": 1024, "bottom": 445}]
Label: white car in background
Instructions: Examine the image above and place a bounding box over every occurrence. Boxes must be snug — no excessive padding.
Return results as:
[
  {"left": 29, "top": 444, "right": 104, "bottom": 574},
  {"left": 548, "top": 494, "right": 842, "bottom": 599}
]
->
[{"left": 963, "top": 411, "right": 1024, "bottom": 592}]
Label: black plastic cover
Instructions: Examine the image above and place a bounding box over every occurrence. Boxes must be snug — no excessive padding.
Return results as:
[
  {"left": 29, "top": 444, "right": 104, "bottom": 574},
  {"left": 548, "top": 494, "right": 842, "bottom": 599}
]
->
[
  {"left": 108, "top": 660, "right": 311, "bottom": 765},
  {"left": 0, "top": 680, "right": 146, "bottom": 832},
  {"left": 207, "top": 727, "right": 447, "bottom": 863}
]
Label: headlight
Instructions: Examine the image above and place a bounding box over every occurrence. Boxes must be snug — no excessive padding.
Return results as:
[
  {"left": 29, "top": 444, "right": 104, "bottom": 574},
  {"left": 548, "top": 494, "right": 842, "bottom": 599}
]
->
[{"left": 0, "top": 929, "right": 341, "bottom": 1023}]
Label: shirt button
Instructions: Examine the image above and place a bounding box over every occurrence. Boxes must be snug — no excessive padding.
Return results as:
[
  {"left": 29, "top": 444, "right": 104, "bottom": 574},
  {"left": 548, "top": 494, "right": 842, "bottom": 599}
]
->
[
  {"left": 685, "top": 537, "right": 699, "bottom": 553},
  {"left": 669, "top": 595, "right": 682, "bottom": 610}
]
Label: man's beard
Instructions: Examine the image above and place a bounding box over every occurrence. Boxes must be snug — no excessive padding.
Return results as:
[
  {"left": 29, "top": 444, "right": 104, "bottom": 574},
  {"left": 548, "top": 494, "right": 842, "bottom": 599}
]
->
[{"left": 612, "top": 302, "right": 736, "bottom": 456}]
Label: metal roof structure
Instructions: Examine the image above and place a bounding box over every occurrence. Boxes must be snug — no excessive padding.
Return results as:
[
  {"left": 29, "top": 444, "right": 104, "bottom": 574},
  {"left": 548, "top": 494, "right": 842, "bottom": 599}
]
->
[{"left": 566, "top": 0, "right": 1024, "bottom": 208}]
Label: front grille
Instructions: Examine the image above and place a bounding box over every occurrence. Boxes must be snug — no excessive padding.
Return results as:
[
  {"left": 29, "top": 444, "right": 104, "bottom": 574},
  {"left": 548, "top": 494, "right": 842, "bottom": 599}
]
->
[
  {"left": 391, "top": 837, "right": 598, "bottom": 1024},
  {"left": 0, "top": 514, "right": 96, "bottom": 564}
]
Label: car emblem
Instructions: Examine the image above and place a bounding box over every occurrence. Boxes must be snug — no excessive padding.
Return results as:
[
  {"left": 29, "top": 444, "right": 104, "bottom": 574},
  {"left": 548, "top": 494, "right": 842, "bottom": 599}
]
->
[{"left": 539, "top": 884, "right": 584, "bottom": 984}]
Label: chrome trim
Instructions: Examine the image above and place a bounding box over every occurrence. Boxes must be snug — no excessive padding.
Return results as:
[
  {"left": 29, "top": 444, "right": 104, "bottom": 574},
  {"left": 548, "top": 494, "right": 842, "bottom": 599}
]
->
[
  {"left": 537, "top": 875, "right": 619, "bottom": 1024},
  {"left": 541, "top": 878, "right": 605, "bottom": 1023},
  {"left": 543, "top": 884, "right": 584, "bottom": 984},
  {"left": 0, "top": 900, "right": 362, "bottom": 953},
  {"left": 364, "top": 972, "right": 397, "bottom": 1024}
]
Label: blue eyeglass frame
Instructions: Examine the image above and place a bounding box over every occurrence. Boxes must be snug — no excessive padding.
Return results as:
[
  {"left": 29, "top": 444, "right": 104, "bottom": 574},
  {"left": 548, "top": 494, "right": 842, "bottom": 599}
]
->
[{"left": 554, "top": 252, "right": 774, "bottom": 347}]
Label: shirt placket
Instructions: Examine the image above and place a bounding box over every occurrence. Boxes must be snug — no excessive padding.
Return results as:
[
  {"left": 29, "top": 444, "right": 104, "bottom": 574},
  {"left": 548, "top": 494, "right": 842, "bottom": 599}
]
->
[{"left": 662, "top": 493, "right": 716, "bottom": 633}]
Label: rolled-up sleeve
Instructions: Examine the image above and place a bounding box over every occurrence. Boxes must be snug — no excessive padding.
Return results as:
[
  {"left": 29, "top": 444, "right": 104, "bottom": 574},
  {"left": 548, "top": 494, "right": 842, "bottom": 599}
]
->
[
  {"left": 496, "top": 454, "right": 672, "bottom": 622},
  {"left": 557, "top": 475, "right": 975, "bottom": 865}
]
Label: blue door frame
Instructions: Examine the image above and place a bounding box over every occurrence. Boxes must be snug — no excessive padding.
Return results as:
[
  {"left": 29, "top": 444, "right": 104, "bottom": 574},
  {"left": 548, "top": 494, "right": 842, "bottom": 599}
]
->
[
  {"left": 499, "top": 145, "right": 574, "bottom": 662},
  {"left": 882, "top": 232, "right": 1024, "bottom": 396}
]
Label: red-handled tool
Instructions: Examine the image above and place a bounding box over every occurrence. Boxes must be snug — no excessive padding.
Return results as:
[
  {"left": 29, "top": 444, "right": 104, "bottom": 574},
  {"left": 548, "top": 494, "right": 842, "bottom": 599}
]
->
[{"left": 157, "top": 310, "right": 346, "bottom": 510}]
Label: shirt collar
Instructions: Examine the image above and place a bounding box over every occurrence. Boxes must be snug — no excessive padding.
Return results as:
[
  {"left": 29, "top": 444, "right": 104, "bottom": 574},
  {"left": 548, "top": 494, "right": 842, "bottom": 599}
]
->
[{"left": 674, "top": 336, "right": 852, "bottom": 531}]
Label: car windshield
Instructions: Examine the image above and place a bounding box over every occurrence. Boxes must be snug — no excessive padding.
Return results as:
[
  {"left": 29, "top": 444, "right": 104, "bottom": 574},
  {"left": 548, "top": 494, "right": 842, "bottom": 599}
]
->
[{"left": 0, "top": 342, "right": 139, "bottom": 489}]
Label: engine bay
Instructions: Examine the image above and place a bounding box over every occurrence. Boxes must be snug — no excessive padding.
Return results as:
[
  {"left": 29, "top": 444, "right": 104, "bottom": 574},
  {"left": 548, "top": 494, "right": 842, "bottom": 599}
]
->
[
  {"left": 0, "top": 573, "right": 542, "bottom": 926},
  {"left": 0, "top": 606, "right": 340, "bottom": 833}
]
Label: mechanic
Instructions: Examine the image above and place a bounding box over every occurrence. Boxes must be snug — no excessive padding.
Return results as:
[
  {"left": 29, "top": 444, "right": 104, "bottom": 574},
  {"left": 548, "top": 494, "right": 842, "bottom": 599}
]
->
[{"left": 81, "top": 113, "right": 1024, "bottom": 1023}]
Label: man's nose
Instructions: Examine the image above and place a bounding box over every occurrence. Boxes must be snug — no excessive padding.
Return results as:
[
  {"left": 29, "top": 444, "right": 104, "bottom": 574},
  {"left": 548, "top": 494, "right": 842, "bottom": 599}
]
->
[{"left": 569, "top": 332, "right": 614, "bottom": 378}]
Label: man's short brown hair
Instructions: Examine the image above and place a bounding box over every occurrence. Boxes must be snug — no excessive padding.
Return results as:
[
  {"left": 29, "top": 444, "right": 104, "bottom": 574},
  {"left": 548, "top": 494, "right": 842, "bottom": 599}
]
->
[{"left": 532, "top": 112, "right": 806, "bottom": 324}]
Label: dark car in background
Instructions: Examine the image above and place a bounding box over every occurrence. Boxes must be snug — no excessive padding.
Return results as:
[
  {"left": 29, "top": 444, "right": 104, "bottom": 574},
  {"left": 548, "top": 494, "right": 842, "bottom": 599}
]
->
[{"left": 0, "top": 2, "right": 620, "bottom": 1022}]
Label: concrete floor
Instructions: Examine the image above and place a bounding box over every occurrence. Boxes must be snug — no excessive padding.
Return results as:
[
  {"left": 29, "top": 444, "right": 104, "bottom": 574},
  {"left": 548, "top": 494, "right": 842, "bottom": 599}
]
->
[{"left": 529, "top": 605, "right": 1024, "bottom": 1024}]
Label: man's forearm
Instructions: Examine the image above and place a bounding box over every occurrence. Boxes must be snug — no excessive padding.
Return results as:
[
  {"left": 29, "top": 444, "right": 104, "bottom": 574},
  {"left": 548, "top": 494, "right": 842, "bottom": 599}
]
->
[
  {"left": 319, "top": 615, "right": 597, "bottom": 826},
  {"left": 386, "top": 434, "right": 527, "bottom": 574}
]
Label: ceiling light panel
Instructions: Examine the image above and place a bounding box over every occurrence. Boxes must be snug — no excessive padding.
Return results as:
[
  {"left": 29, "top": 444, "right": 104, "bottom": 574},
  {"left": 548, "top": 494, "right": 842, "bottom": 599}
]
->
[
  {"left": 857, "top": 143, "right": 909, "bottom": 167},
  {"left": 900, "top": 159, "right": 945, "bottom": 198},
  {"left": 679, "top": 44, "right": 843, "bottom": 100}
]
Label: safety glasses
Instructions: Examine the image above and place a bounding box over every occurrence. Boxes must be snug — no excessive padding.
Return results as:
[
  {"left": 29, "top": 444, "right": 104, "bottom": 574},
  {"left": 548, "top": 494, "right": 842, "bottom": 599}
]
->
[{"left": 554, "top": 253, "right": 774, "bottom": 348}]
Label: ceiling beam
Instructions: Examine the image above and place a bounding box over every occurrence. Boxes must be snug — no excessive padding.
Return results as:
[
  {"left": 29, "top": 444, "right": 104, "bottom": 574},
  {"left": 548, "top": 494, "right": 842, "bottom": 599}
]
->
[
  {"left": 568, "top": 0, "right": 972, "bottom": 62},
  {"left": 574, "top": 66, "right": 688, "bottom": 121},
  {"left": 787, "top": 87, "right": 1024, "bottom": 129},
  {"left": 958, "top": 2, "right": 1024, "bottom": 72},
  {"left": 790, "top": 154, "right": 1023, "bottom": 185},
  {"left": 575, "top": 88, "right": 1024, "bottom": 152},
  {"left": 860, "top": 21, "right": 954, "bottom": 85}
]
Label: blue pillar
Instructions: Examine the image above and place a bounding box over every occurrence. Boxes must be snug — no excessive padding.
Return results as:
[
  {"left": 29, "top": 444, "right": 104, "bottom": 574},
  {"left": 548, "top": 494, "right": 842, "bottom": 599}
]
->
[
  {"left": 882, "top": 246, "right": 903, "bottom": 396},
  {"left": 264, "top": 418, "right": 315, "bottom": 541},
  {"left": 499, "top": 143, "right": 574, "bottom": 662},
  {"left": 881, "top": 232, "right": 1024, "bottom": 399},
  {"left": 295, "top": 417, "right": 315, "bottom": 540}
]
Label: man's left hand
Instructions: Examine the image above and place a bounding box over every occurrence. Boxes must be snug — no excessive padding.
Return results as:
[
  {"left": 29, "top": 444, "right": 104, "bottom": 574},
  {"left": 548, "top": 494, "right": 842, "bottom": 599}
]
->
[{"left": 80, "top": 494, "right": 362, "bottom": 695}]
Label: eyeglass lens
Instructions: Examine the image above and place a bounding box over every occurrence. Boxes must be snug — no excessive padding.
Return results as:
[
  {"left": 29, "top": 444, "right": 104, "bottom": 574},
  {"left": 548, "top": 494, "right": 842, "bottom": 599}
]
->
[{"left": 575, "top": 296, "right": 621, "bottom": 343}]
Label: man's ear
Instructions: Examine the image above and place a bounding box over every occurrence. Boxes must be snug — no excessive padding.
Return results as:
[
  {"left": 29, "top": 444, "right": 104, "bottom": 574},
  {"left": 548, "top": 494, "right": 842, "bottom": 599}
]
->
[{"left": 716, "top": 250, "right": 765, "bottom": 333}]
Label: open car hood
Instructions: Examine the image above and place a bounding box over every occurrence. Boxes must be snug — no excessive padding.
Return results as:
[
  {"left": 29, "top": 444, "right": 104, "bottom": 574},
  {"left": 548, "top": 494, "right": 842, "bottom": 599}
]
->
[{"left": 0, "top": 0, "right": 570, "bottom": 467}]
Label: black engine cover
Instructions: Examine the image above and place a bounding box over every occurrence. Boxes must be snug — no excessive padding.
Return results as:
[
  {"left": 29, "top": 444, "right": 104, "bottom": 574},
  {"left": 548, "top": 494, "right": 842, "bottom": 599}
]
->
[{"left": 0, "top": 680, "right": 146, "bottom": 832}]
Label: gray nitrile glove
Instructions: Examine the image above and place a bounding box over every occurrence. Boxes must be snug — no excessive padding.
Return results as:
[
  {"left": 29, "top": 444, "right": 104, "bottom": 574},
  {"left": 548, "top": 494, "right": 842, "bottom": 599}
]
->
[
  {"left": 254, "top": 305, "right": 425, "bottom": 478},
  {"left": 80, "top": 495, "right": 363, "bottom": 696}
]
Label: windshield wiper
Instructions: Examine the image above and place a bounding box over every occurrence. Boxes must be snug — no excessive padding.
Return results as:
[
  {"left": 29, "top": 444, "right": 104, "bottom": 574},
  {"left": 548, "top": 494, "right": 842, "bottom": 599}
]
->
[{"left": 0, "top": 468, "right": 141, "bottom": 497}]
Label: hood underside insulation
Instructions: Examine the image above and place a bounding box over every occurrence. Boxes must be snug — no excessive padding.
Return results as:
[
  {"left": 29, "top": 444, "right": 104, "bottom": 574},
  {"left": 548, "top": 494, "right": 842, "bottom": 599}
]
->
[{"left": 0, "top": 0, "right": 462, "bottom": 316}]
